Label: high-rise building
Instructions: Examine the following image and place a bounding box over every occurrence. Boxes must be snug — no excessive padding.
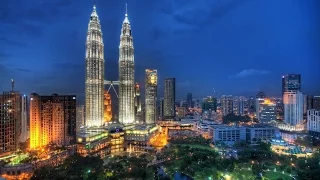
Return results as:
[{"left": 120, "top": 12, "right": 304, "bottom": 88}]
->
[
  {"left": 256, "top": 99, "right": 276, "bottom": 123},
  {"left": 202, "top": 96, "right": 217, "bottom": 112},
  {"left": 145, "top": 69, "right": 157, "bottom": 124},
  {"left": 20, "top": 95, "right": 28, "bottom": 143},
  {"left": 164, "top": 78, "right": 176, "bottom": 120},
  {"left": 283, "top": 91, "right": 304, "bottom": 126},
  {"left": 30, "top": 93, "right": 76, "bottom": 149},
  {"left": 158, "top": 98, "right": 164, "bottom": 120},
  {"left": 76, "top": 105, "right": 84, "bottom": 133},
  {"left": 119, "top": 8, "right": 135, "bottom": 124},
  {"left": 307, "top": 109, "right": 320, "bottom": 135},
  {"left": 248, "top": 96, "right": 255, "bottom": 111},
  {"left": 0, "top": 91, "right": 22, "bottom": 154},
  {"left": 233, "top": 96, "right": 245, "bottom": 116},
  {"left": 85, "top": 5, "right": 104, "bottom": 127},
  {"left": 187, "top": 93, "right": 193, "bottom": 108},
  {"left": 313, "top": 96, "right": 320, "bottom": 111},
  {"left": 221, "top": 95, "right": 233, "bottom": 116},
  {"left": 282, "top": 74, "right": 301, "bottom": 96},
  {"left": 134, "top": 83, "right": 142, "bottom": 122},
  {"left": 104, "top": 91, "right": 112, "bottom": 123}
]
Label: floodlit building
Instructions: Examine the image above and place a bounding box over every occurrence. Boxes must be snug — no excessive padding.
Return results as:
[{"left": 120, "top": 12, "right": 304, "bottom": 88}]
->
[
  {"left": 187, "top": 93, "right": 193, "bottom": 108},
  {"left": 256, "top": 99, "right": 277, "bottom": 123},
  {"left": 30, "top": 93, "right": 76, "bottom": 149},
  {"left": 134, "top": 83, "right": 142, "bottom": 122},
  {"left": 118, "top": 7, "right": 135, "bottom": 125},
  {"left": 145, "top": 69, "right": 157, "bottom": 124},
  {"left": 85, "top": 5, "right": 104, "bottom": 127},
  {"left": 283, "top": 91, "right": 304, "bottom": 126},
  {"left": 104, "top": 91, "right": 112, "bottom": 123},
  {"left": 164, "top": 78, "right": 176, "bottom": 120}
]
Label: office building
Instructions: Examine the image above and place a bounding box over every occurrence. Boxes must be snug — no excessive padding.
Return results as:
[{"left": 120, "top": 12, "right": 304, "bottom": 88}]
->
[
  {"left": 256, "top": 92, "right": 266, "bottom": 99},
  {"left": 0, "top": 91, "right": 22, "bottom": 154},
  {"left": 20, "top": 95, "right": 28, "bottom": 143},
  {"left": 282, "top": 74, "right": 301, "bottom": 96},
  {"left": 104, "top": 91, "right": 112, "bottom": 123},
  {"left": 85, "top": 5, "right": 105, "bottom": 127},
  {"left": 76, "top": 105, "right": 85, "bottom": 133},
  {"left": 187, "top": 93, "right": 193, "bottom": 108},
  {"left": 202, "top": 96, "right": 217, "bottom": 112},
  {"left": 307, "top": 110, "right": 320, "bottom": 136},
  {"left": 164, "top": 78, "right": 176, "bottom": 120},
  {"left": 283, "top": 91, "right": 304, "bottom": 126},
  {"left": 30, "top": 93, "right": 76, "bottom": 149},
  {"left": 313, "top": 96, "right": 320, "bottom": 111},
  {"left": 145, "top": 69, "right": 157, "bottom": 124},
  {"left": 248, "top": 96, "right": 255, "bottom": 111},
  {"left": 221, "top": 95, "right": 233, "bottom": 116},
  {"left": 158, "top": 98, "right": 164, "bottom": 120},
  {"left": 256, "top": 99, "right": 276, "bottom": 123},
  {"left": 119, "top": 9, "right": 135, "bottom": 125},
  {"left": 233, "top": 96, "right": 245, "bottom": 116},
  {"left": 134, "top": 83, "right": 142, "bottom": 122},
  {"left": 209, "top": 124, "right": 278, "bottom": 145}
]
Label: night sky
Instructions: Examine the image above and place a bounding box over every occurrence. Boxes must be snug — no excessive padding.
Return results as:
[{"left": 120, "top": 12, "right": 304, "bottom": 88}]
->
[{"left": 0, "top": 0, "right": 319, "bottom": 104}]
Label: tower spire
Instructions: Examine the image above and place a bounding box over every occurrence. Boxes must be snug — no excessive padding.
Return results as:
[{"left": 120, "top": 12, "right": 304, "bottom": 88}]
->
[{"left": 125, "top": 3, "right": 128, "bottom": 17}]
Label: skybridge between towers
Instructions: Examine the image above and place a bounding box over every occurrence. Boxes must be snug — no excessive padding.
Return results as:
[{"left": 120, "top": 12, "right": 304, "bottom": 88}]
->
[{"left": 104, "top": 80, "right": 119, "bottom": 98}]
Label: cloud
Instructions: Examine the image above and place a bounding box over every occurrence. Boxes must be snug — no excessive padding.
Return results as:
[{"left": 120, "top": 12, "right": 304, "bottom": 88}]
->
[{"left": 233, "top": 69, "right": 270, "bottom": 78}]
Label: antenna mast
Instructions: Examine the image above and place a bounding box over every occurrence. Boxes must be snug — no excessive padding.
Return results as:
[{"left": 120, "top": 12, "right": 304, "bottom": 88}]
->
[{"left": 11, "top": 79, "right": 14, "bottom": 92}]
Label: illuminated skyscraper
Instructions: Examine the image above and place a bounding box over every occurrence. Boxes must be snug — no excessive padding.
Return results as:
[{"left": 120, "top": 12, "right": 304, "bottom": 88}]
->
[
  {"left": 85, "top": 5, "right": 104, "bottom": 127},
  {"left": 76, "top": 105, "right": 85, "bottom": 133},
  {"left": 119, "top": 7, "right": 135, "bottom": 124},
  {"left": 283, "top": 91, "right": 303, "bottom": 126},
  {"left": 164, "top": 78, "right": 176, "bottom": 120},
  {"left": 221, "top": 95, "right": 233, "bottom": 116},
  {"left": 145, "top": 69, "right": 157, "bottom": 124},
  {"left": 134, "top": 83, "right": 142, "bottom": 122},
  {"left": 104, "top": 91, "right": 112, "bottom": 123},
  {"left": 282, "top": 74, "right": 301, "bottom": 96},
  {"left": 187, "top": 93, "right": 193, "bottom": 108},
  {"left": 30, "top": 94, "right": 76, "bottom": 149}
]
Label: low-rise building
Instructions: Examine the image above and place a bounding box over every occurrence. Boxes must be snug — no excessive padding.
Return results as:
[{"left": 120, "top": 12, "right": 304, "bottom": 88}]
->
[{"left": 209, "top": 124, "right": 278, "bottom": 145}]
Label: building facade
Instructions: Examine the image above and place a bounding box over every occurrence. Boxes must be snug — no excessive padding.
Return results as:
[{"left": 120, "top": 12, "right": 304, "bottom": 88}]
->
[
  {"left": 282, "top": 74, "right": 301, "bottom": 96},
  {"left": 307, "top": 109, "right": 320, "bottom": 135},
  {"left": 233, "top": 96, "right": 245, "bottom": 116},
  {"left": 119, "top": 10, "right": 135, "bottom": 124},
  {"left": 256, "top": 99, "right": 276, "bottom": 123},
  {"left": 0, "top": 91, "right": 22, "bottom": 154},
  {"left": 164, "top": 78, "right": 176, "bottom": 120},
  {"left": 145, "top": 69, "right": 157, "bottom": 124},
  {"left": 104, "top": 91, "right": 112, "bottom": 123},
  {"left": 20, "top": 95, "right": 28, "bottom": 143},
  {"left": 221, "top": 95, "right": 233, "bottom": 116},
  {"left": 134, "top": 83, "right": 142, "bottom": 123},
  {"left": 30, "top": 93, "right": 76, "bottom": 149},
  {"left": 283, "top": 91, "right": 304, "bottom": 126},
  {"left": 85, "top": 5, "right": 104, "bottom": 127},
  {"left": 202, "top": 96, "right": 217, "bottom": 112},
  {"left": 76, "top": 105, "right": 85, "bottom": 134}
]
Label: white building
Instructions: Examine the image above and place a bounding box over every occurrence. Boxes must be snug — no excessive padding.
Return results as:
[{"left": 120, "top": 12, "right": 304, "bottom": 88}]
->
[
  {"left": 307, "top": 109, "right": 320, "bottom": 133},
  {"left": 256, "top": 98, "right": 276, "bottom": 123},
  {"left": 283, "top": 91, "right": 304, "bottom": 126}
]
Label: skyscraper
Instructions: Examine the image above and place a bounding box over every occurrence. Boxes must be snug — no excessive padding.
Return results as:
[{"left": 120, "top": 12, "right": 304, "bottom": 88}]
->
[
  {"left": 282, "top": 74, "right": 301, "bottom": 96},
  {"left": 233, "top": 96, "right": 245, "bottom": 116},
  {"left": 76, "top": 105, "right": 84, "bottom": 133},
  {"left": 0, "top": 91, "right": 22, "bottom": 154},
  {"left": 85, "top": 5, "right": 104, "bottom": 127},
  {"left": 187, "top": 93, "right": 193, "bottom": 108},
  {"left": 134, "top": 83, "right": 142, "bottom": 122},
  {"left": 30, "top": 93, "right": 76, "bottom": 149},
  {"left": 164, "top": 78, "right": 176, "bottom": 120},
  {"left": 221, "top": 95, "right": 233, "bottom": 116},
  {"left": 283, "top": 91, "right": 304, "bottom": 126},
  {"left": 119, "top": 7, "right": 135, "bottom": 124},
  {"left": 20, "top": 95, "right": 28, "bottom": 143},
  {"left": 256, "top": 99, "right": 276, "bottom": 123},
  {"left": 145, "top": 69, "right": 158, "bottom": 124}
]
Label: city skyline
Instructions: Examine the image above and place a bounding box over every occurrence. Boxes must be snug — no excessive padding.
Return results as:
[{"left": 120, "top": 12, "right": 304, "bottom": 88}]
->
[{"left": 0, "top": 0, "right": 319, "bottom": 104}]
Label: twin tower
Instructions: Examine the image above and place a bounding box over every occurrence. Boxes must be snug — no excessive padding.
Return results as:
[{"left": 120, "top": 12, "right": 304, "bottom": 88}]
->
[{"left": 85, "top": 5, "right": 134, "bottom": 127}]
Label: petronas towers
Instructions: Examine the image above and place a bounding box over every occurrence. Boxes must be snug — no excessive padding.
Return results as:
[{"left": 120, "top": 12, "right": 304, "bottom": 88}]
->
[
  {"left": 85, "top": 5, "right": 104, "bottom": 127},
  {"left": 85, "top": 5, "right": 135, "bottom": 127}
]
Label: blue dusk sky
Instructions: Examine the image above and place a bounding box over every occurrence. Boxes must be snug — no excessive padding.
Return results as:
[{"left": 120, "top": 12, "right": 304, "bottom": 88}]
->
[{"left": 0, "top": 0, "right": 319, "bottom": 103}]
